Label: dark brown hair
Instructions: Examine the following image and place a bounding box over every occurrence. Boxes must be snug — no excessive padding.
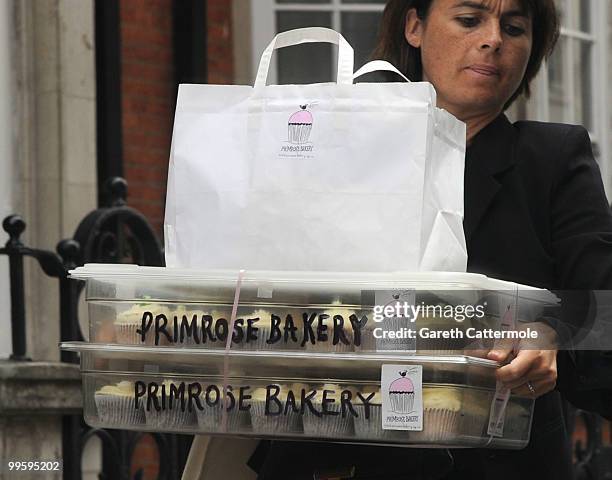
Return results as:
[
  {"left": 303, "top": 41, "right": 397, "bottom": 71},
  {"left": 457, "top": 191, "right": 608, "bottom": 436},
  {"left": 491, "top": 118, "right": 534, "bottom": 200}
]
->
[{"left": 371, "top": 0, "right": 559, "bottom": 109}]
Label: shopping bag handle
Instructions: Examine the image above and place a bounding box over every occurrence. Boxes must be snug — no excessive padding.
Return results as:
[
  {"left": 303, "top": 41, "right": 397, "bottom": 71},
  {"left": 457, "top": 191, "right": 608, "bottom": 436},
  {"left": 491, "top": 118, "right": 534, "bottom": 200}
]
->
[
  {"left": 353, "top": 60, "right": 411, "bottom": 83},
  {"left": 255, "top": 27, "right": 355, "bottom": 88}
]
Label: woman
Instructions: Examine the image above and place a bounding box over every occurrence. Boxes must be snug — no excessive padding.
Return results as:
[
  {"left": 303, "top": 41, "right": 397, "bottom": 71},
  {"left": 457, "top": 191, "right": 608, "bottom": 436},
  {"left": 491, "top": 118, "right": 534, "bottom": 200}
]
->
[{"left": 251, "top": 0, "right": 612, "bottom": 478}]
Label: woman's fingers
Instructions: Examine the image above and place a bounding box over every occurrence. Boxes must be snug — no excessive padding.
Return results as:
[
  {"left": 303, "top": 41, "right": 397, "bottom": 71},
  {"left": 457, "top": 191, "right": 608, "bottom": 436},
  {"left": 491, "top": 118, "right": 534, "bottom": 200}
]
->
[
  {"left": 501, "top": 367, "right": 553, "bottom": 390},
  {"left": 495, "top": 349, "right": 558, "bottom": 398},
  {"left": 496, "top": 349, "right": 538, "bottom": 383},
  {"left": 512, "top": 377, "right": 557, "bottom": 398},
  {"left": 486, "top": 337, "right": 516, "bottom": 362}
]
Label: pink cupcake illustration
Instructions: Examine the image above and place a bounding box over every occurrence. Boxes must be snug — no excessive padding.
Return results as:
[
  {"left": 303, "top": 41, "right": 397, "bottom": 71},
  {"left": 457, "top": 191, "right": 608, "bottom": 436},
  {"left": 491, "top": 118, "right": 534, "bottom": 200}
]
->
[
  {"left": 388, "top": 370, "right": 415, "bottom": 413},
  {"left": 288, "top": 105, "right": 313, "bottom": 144}
]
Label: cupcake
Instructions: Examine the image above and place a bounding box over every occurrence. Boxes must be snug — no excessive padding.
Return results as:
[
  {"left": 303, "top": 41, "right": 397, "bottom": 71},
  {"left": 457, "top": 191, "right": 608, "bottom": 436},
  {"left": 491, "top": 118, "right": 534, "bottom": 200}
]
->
[
  {"left": 94, "top": 380, "right": 145, "bottom": 427},
  {"left": 288, "top": 105, "right": 313, "bottom": 144},
  {"left": 414, "top": 297, "right": 473, "bottom": 354},
  {"left": 418, "top": 386, "right": 463, "bottom": 442},
  {"left": 352, "top": 388, "right": 383, "bottom": 438},
  {"left": 169, "top": 305, "right": 209, "bottom": 346},
  {"left": 250, "top": 383, "right": 303, "bottom": 435},
  {"left": 357, "top": 315, "right": 415, "bottom": 352},
  {"left": 114, "top": 303, "right": 172, "bottom": 346},
  {"left": 304, "top": 306, "right": 356, "bottom": 353},
  {"left": 388, "top": 372, "right": 415, "bottom": 413},
  {"left": 243, "top": 309, "right": 276, "bottom": 350},
  {"left": 144, "top": 380, "right": 197, "bottom": 431},
  {"left": 351, "top": 387, "right": 408, "bottom": 442},
  {"left": 459, "top": 389, "right": 494, "bottom": 438},
  {"left": 408, "top": 386, "right": 490, "bottom": 443},
  {"left": 194, "top": 384, "right": 251, "bottom": 433},
  {"left": 302, "top": 383, "right": 354, "bottom": 438}
]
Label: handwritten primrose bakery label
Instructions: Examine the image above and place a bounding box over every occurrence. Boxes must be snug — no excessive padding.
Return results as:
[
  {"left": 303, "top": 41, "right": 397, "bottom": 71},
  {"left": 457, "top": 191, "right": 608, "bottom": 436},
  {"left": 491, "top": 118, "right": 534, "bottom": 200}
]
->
[
  {"left": 134, "top": 309, "right": 368, "bottom": 347},
  {"left": 381, "top": 365, "right": 423, "bottom": 431},
  {"left": 130, "top": 381, "right": 378, "bottom": 420}
]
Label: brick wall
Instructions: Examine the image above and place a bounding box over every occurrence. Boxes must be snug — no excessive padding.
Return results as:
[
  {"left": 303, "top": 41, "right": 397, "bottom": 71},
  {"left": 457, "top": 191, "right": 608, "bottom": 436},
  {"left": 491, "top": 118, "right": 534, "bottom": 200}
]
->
[
  {"left": 120, "top": 0, "right": 176, "bottom": 237},
  {"left": 119, "top": 0, "right": 234, "bottom": 239},
  {"left": 207, "top": 0, "right": 234, "bottom": 84},
  {"left": 130, "top": 434, "right": 160, "bottom": 479}
]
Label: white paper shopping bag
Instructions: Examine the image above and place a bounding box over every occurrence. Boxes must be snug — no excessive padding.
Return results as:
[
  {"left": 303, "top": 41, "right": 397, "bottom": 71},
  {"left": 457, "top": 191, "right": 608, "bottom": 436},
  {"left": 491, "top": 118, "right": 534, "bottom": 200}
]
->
[{"left": 164, "top": 27, "right": 466, "bottom": 272}]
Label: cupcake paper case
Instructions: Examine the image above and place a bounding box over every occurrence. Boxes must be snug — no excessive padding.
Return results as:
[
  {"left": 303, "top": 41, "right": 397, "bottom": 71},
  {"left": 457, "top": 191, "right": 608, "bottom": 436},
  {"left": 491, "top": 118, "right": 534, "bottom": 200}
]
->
[
  {"left": 412, "top": 386, "right": 491, "bottom": 443},
  {"left": 388, "top": 373, "right": 415, "bottom": 413},
  {"left": 144, "top": 380, "right": 197, "bottom": 430},
  {"left": 250, "top": 383, "right": 303, "bottom": 435},
  {"left": 194, "top": 384, "right": 251, "bottom": 433},
  {"left": 288, "top": 106, "right": 313, "bottom": 144},
  {"left": 304, "top": 305, "right": 356, "bottom": 353},
  {"left": 352, "top": 388, "right": 403, "bottom": 441},
  {"left": 114, "top": 304, "right": 172, "bottom": 346},
  {"left": 242, "top": 309, "right": 276, "bottom": 350},
  {"left": 94, "top": 380, "right": 145, "bottom": 427},
  {"left": 170, "top": 306, "right": 217, "bottom": 347},
  {"left": 357, "top": 316, "right": 415, "bottom": 352},
  {"left": 302, "top": 383, "right": 355, "bottom": 439}
]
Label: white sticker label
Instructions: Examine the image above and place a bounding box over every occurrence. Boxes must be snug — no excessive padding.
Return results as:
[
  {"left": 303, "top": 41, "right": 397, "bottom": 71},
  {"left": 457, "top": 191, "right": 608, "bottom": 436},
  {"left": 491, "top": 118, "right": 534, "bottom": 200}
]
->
[
  {"left": 498, "top": 302, "right": 516, "bottom": 331},
  {"left": 486, "top": 303, "right": 513, "bottom": 438},
  {"left": 381, "top": 364, "right": 423, "bottom": 431},
  {"left": 487, "top": 381, "right": 510, "bottom": 437},
  {"left": 256, "top": 282, "right": 274, "bottom": 299},
  {"left": 373, "top": 290, "right": 417, "bottom": 352}
]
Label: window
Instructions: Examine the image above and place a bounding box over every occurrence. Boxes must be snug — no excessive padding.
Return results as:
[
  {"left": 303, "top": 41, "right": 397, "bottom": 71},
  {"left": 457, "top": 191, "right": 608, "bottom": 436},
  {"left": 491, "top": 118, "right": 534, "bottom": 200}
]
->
[
  {"left": 250, "top": 0, "right": 386, "bottom": 85},
  {"left": 528, "top": 0, "right": 609, "bottom": 194}
]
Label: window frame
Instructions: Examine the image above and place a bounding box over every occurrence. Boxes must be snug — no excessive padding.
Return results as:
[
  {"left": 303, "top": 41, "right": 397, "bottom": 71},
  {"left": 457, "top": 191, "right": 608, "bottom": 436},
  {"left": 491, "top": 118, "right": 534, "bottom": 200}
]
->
[
  {"left": 533, "top": 0, "right": 609, "bottom": 195},
  {"left": 250, "top": 0, "right": 385, "bottom": 85}
]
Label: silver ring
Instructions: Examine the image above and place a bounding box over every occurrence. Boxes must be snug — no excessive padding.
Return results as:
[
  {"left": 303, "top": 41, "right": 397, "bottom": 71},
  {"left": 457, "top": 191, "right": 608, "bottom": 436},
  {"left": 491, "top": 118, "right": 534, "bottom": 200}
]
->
[{"left": 526, "top": 381, "right": 536, "bottom": 395}]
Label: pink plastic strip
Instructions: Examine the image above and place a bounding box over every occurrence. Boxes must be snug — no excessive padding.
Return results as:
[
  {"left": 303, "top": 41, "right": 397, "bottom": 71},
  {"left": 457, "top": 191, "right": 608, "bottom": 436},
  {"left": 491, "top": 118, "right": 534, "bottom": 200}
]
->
[
  {"left": 220, "top": 269, "right": 245, "bottom": 432},
  {"left": 485, "top": 293, "right": 518, "bottom": 446}
]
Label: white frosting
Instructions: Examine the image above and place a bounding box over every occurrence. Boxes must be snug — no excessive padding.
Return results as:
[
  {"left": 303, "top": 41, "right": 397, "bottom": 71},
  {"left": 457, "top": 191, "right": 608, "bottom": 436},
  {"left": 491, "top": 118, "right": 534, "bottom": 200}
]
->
[
  {"left": 312, "top": 383, "right": 344, "bottom": 404},
  {"left": 251, "top": 383, "right": 295, "bottom": 402},
  {"left": 96, "top": 380, "right": 134, "bottom": 397},
  {"left": 115, "top": 304, "right": 171, "bottom": 325},
  {"left": 171, "top": 306, "right": 208, "bottom": 321},
  {"left": 247, "top": 309, "right": 272, "bottom": 330},
  {"left": 423, "top": 387, "right": 461, "bottom": 411}
]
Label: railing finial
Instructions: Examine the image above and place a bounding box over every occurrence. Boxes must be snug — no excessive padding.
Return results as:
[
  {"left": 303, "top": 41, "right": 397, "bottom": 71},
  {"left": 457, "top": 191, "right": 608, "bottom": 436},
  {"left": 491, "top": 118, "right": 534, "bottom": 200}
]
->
[
  {"left": 57, "top": 239, "right": 81, "bottom": 270},
  {"left": 2, "top": 214, "right": 26, "bottom": 244},
  {"left": 106, "top": 177, "right": 127, "bottom": 207}
]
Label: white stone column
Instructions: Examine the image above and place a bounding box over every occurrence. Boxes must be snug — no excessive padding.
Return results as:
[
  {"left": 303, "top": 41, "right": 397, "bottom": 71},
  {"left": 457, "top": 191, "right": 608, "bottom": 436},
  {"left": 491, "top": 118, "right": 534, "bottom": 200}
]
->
[
  {"left": 12, "top": 0, "right": 97, "bottom": 361},
  {"left": 0, "top": 0, "right": 15, "bottom": 358}
]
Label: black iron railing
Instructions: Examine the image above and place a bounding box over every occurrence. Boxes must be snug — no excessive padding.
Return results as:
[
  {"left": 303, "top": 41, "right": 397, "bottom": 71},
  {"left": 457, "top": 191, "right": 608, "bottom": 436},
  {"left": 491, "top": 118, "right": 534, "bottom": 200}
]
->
[{"left": 1, "top": 177, "right": 191, "bottom": 480}]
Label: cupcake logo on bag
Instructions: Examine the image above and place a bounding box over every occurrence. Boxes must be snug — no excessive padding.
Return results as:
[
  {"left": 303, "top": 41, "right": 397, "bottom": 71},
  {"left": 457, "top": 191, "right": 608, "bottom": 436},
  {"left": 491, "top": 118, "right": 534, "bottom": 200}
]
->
[
  {"left": 288, "top": 105, "right": 313, "bottom": 144},
  {"left": 279, "top": 103, "right": 316, "bottom": 159},
  {"left": 381, "top": 364, "right": 423, "bottom": 431}
]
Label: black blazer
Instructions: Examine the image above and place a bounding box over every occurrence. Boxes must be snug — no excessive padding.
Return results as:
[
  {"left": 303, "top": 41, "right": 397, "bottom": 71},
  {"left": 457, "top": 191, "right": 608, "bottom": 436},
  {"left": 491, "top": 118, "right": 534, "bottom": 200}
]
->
[{"left": 252, "top": 114, "right": 612, "bottom": 480}]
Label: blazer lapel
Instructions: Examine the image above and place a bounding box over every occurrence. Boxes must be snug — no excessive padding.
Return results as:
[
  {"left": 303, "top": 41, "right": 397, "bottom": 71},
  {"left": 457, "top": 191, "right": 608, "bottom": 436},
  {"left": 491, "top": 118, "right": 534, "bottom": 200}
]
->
[{"left": 463, "top": 114, "right": 518, "bottom": 243}]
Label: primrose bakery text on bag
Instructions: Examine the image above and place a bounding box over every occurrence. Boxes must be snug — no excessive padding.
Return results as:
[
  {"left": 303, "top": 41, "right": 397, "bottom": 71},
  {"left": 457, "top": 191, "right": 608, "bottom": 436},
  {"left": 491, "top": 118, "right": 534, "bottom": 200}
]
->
[{"left": 164, "top": 27, "right": 467, "bottom": 272}]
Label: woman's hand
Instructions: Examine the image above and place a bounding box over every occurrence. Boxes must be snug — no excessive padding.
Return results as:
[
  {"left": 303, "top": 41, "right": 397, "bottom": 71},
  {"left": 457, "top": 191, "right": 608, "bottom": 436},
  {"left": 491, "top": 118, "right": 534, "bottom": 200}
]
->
[{"left": 487, "top": 323, "right": 559, "bottom": 399}]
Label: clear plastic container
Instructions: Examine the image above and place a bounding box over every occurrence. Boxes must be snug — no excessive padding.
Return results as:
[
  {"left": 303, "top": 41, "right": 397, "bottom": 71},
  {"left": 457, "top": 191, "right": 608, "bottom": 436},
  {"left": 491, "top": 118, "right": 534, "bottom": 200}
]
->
[
  {"left": 61, "top": 342, "right": 535, "bottom": 449},
  {"left": 70, "top": 264, "right": 558, "bottom": 353}
]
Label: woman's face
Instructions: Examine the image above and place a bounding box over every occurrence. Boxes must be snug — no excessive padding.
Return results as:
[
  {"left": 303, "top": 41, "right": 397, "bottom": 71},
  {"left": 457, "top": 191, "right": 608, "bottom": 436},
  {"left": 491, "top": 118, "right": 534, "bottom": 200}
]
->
[{"left": 405, "top": 0, "right": 533, "bottom": 120}]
